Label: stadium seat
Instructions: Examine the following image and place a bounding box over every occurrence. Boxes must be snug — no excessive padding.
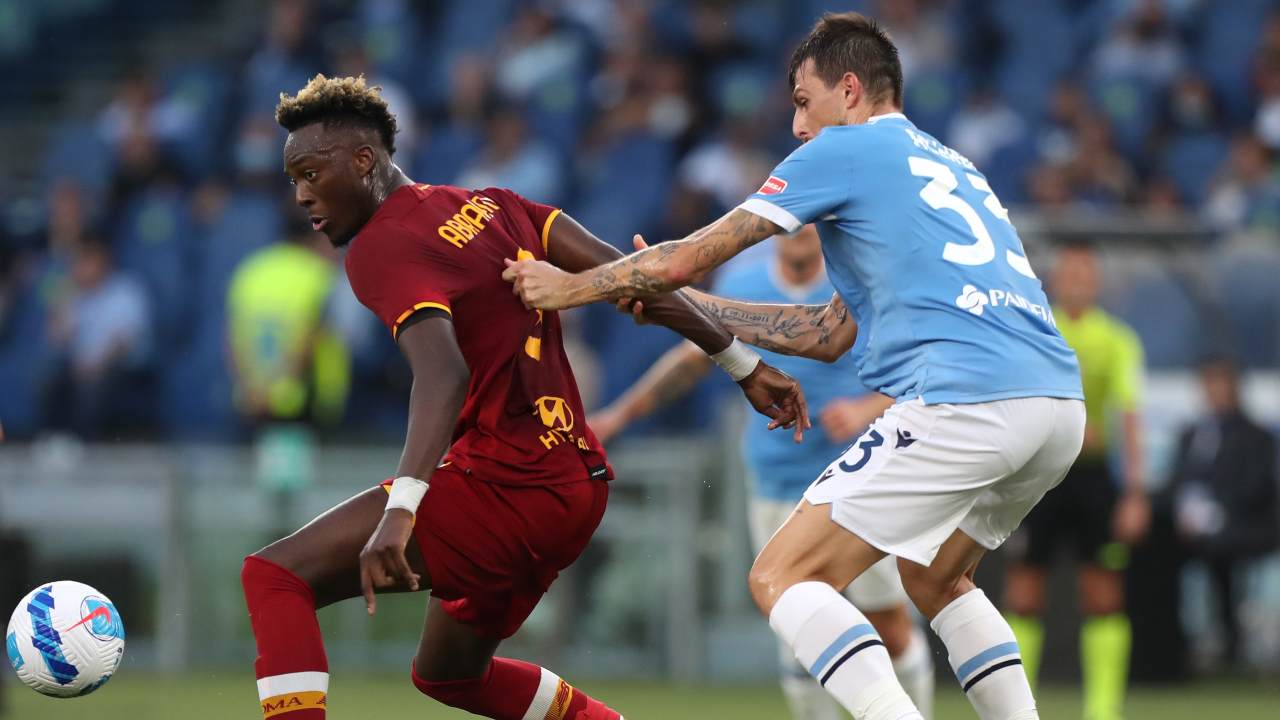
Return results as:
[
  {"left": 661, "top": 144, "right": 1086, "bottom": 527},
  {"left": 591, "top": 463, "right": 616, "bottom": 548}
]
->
[
  {"left": 113, "top": 186, "right": 195, "bottom": 347},
  {"left": 1192, "top": 0, "right": 1273, "bottom": 125},
  {"left": 1208, "top": 238, "right": 1280, "bottom": 367},
  {"left": 1162, "top": 131, "right": 1230, "bottom": 207},
  {"left": 1103, "top": 265, "right": 1202, "bottom": 368}
]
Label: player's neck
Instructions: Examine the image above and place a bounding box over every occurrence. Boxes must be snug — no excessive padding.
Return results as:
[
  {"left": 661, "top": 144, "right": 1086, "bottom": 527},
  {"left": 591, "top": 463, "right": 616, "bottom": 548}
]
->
[
  {"left": 847, "top": 102, "right": 902, "bottom": 126},
  {"left": 371, "top": 162, "right": 414, "bottom": 208}
]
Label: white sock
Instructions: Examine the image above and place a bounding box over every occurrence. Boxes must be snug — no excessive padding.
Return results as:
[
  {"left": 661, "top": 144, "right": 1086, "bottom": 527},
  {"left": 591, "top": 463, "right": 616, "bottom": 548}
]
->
[
  {"left": 777, "top": 639, "right": 843, "bottom": 720},
  {"left": 892, "top": 625, "right": 935, "bottom": 720},
  {"left": 930, "top": 589, "right": 1037, "bottom": 720},
  {"left": 771, "top": 581, "right": 923, "bottom": 720}
]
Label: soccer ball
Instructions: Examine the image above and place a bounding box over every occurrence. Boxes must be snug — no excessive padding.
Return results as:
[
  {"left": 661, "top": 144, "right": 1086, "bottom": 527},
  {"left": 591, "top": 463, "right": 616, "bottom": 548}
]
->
[{"left": 6, "top": 581, "right": 125, "bottom": 698}]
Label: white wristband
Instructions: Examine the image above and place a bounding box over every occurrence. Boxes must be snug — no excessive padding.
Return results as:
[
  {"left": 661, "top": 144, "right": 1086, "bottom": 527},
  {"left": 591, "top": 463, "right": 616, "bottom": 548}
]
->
[
  {"left": 386, "top": 475, "right": 429, "bottom": 515},
  {"left": 711, "top": 338, "right": 762, "bottom": 381}
]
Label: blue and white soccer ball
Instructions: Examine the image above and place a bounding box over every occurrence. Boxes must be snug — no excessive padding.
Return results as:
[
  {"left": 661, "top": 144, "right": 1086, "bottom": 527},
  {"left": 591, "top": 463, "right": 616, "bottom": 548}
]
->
[{"left": 6, "top": 581, "right": 125, "bottom": 698}]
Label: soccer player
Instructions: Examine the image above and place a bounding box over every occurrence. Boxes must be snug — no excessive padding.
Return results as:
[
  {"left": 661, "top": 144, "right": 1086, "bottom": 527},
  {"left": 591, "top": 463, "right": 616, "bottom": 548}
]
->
[
  {"left": 241, "top": 74, "right": 809, "bottom": 720},
  {"left": 1003, "top": 240, "right": 1149, "bottom": 720},
  {"left": 505, "top": 12, "right": 1085, "bottom": 720},
  {"left": 590, "top": 225, "right": 935, "bottom": 720}
]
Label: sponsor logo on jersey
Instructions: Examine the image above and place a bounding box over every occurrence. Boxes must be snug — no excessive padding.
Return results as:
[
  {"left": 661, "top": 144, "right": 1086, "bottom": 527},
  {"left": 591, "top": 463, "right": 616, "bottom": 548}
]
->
[
  {"left": 437, "top": 194, "right": 502, "bottom": 249},
  {"left": 956, "top": 284, "right": 1056, "bottom": 326},
  {"left": 534, "top": 396, "right": 574, "bottom": 432},
  {"left": 758, "top": 176, "right": 788, "bottom": 195},
  {"left": 955, "top": 284, "right": 989, "bottom": 316}
]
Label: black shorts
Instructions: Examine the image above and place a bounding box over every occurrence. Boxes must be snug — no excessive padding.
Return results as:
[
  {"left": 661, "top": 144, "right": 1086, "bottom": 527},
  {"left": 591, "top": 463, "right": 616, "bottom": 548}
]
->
[{"left": 1009, "top": 457, "right": 1119, "bottom": 568}]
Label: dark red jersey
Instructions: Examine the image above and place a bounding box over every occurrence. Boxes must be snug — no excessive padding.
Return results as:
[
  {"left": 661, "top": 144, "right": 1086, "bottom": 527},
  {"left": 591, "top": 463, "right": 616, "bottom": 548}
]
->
[{"left": 345, "top": 184, "right": 611, "bottom": 486}]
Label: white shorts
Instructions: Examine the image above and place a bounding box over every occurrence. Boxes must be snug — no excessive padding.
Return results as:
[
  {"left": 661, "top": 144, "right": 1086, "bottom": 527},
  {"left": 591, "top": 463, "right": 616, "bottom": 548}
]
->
[
  {"left": 748, "top": 496, "right": 907, "bottom": 612},
  {"left": 803, "top": 396, "right": 1085, "bottom": 567}
]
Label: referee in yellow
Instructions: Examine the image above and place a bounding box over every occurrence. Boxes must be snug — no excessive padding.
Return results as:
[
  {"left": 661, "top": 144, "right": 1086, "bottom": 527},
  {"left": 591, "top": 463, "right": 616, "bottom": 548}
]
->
[{"left": 1003, "top": 240, "right": 1150, "bottom": 720}]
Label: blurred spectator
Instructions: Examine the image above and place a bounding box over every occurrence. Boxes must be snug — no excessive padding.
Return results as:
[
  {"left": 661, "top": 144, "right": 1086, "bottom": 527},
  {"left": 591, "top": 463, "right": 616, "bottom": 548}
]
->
[
  {"left": 95, "top": 70, "right": 196, "bottom": 156},
  {"left": 947, "top": 86, "right": 1026, "bottom": 167},
  {"left": 1169, "top": 355, "right": 1279, "bottom": 665},
  {"left": 415, "top": 54, "right": 490, "bottom": 184},
  {"left": 42, "top": 237, "right": 154, "bottom": 439},
  {"left": 875, "top": 0, "right": 954, "bottom": 82},
  {"left": 1251, "top": 13, "right": 1280, "bottom": 149},
  {"left": 226, "top": 228, "right": 348, "bottom": 427},
  {"left": 678, "top": 115, "right": 774, "bottom": 212},
  {"left": 1068, "top": 115, "right": 1138, "bottom": 207},
  {"left": 1203, "top": 133, "right": 1280, "bottom": 232},
  {"left": 242, "top": 0, "right": 323, "bottom": 119},
  {"left": 456, "top": 105, "right": 565, "bottom": 204},
  {"left": 1093, "top": 0, "right": 1186, "bottom": 88},
  {"left": 331, "top": 40, "right": 418, "bottom": 158}
]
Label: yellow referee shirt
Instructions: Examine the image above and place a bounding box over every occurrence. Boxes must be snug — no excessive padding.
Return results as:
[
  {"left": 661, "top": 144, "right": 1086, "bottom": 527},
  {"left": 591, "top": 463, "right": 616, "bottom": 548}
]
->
[{"left": 1053, "top": 307, "right": 1144, "bottom": 455}]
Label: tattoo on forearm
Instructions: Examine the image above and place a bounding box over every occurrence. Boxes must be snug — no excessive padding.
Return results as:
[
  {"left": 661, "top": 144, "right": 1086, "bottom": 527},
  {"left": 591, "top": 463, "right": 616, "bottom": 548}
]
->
[
  {"left": 690, "top": 292, "right": 853, "bottom": 357},
  {"left": 578, "top": 209, "right": 779, "bottom": 302}
]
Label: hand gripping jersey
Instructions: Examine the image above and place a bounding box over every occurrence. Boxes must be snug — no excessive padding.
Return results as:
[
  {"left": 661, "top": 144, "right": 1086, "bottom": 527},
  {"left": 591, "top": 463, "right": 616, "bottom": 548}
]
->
[
  {"left": 740, "top": 114, "right": 1083, "bottom": 405},
  {"left": 345, "top": 184, "right": 611, "bottom": 485}
]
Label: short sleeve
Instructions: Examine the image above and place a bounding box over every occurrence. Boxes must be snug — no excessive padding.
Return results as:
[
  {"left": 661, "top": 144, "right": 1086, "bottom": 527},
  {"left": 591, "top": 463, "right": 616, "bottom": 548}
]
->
[
  {"left": 345, "top": 221, "right": 462, "bottom": 338},
  {"left": 1110, "top": 323, "right": 1145, "bottom": 412},
  {"left": 737, "top": 131, "right": 850, "bottom": 232},
  {"left": 481, "top": 187, "right": 561, "bottom": 254}
]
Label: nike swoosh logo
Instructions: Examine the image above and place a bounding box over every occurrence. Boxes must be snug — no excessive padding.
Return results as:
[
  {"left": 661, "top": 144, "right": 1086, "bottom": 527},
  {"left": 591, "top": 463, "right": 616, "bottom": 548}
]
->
[{"left": 64, "top": 606, "right": 112, "bottom": 633}]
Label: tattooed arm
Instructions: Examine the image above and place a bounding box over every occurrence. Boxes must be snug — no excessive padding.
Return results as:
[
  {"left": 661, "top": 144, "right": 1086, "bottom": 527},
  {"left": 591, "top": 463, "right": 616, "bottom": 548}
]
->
[
  {"left": 674, "top": 289, "right": 857, "bottom": 363},
  {"left": 503, "top": 209, "right": 781, "bottom": 310}
]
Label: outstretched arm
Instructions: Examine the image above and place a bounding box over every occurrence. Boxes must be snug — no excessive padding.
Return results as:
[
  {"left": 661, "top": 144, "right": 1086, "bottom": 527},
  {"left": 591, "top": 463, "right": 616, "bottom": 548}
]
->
[
  {"left": 504, "top": 208, "right": 781, "bottom": 310},
  {"left": 589, "top": 341, "right": 713, "bottom": 444},
  {"left": 541, "top": 210, "right": 809, "bottom": 439}
]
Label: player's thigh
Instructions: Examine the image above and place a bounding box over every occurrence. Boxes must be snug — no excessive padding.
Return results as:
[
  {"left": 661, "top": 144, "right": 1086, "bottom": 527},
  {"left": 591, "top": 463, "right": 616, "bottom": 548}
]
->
[
  {"left": 748, "top": 499, "right": 887, "bottom": 615},
  {"left": 1002, "top": 563, "right": 1048, "bottom": 616},
  {"left": 251, "top": 487, "right": 429, "bottom": 608},
  {"left": 414, "top": 597, "right": 502, "bottom": 682}
]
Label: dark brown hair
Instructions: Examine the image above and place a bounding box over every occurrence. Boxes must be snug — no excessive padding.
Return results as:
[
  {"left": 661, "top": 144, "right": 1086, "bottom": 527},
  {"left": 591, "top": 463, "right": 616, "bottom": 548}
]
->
[
  {"left": 788, "top": 12, "right": 903, "bottom": 108},
  {"left": 276, "top": 74, "right": 398, "bottom": 155}
]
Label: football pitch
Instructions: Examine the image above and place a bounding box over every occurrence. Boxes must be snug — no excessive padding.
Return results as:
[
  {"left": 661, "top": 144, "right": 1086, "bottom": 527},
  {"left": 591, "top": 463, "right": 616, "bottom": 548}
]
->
[{"left": 4, "top": 673, "right": 1277, "bottom": 719}]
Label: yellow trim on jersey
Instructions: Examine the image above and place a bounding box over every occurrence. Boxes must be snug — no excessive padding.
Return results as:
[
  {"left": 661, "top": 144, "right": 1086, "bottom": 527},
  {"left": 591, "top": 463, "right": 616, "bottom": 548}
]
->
[
  {"left": 541, "top": 208, "right": 562, "bottom": 253},
  {"left": 392, "top": 301, "right": 452, "bottom": 338},
  {"left": 261, "top": 691, "right": 326, "bottom": 718}
]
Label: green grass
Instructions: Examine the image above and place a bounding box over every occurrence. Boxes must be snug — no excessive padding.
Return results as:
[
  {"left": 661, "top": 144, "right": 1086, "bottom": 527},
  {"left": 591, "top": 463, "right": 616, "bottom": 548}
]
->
[{"left": 5, "top": 672, "right": 1277, "bottom": 719}]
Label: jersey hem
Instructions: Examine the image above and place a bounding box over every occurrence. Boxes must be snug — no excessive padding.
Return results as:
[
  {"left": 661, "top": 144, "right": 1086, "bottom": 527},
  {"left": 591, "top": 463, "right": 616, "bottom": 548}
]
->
[
  {"left": 914, "top": 387, "right": 1085, "bottom": 406},
  {"left": 738, "top": 198, "right": 802, "bottom": 232}
]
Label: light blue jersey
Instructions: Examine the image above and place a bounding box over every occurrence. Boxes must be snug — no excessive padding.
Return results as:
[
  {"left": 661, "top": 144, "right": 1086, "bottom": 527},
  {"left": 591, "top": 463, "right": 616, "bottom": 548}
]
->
[
  {"left": 714, "top": 261, "right": 872, "bottom": 501},
  {"left": 740, "top": 113, "right": 1082, "bottom": 405}
]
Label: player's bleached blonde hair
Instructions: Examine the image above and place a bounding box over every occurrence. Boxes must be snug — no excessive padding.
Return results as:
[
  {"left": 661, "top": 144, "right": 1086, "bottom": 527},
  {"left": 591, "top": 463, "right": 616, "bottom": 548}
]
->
[{"left": 276, "top": 74, "right": 398, "bottom": 155}]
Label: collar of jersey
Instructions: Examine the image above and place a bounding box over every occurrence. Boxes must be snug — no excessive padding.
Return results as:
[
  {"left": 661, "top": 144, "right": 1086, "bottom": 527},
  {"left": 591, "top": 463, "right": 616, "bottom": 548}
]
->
[{"left": 867, "top": 112, "right": 908, "bottom": 124}]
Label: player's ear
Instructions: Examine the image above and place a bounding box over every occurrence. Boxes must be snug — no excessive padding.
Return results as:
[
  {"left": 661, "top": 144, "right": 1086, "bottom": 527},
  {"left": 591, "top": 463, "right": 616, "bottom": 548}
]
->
[
  {"left": 352, "top": 144, "right": 377, "bottom": 178},
  {"left": 842, "top": 71, "right": 861, "bottom": 110}
]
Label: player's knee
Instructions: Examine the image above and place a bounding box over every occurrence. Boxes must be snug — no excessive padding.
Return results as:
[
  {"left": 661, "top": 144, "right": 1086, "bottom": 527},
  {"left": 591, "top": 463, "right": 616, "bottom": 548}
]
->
[
  {"left": 241, "top": 554, "right": 315, "bottom": 608},
  {"left": 899, "top": 563, "right": 969, "bottom": 620},
  {"left": 748, "top": 555, "right": 790, "bottom": 616},
  {"left": 411, "top": 661, "right": 487, "bottom": 710},
  {"left": 1002, "top": 566, "right": 1046, "bottom": 616}
]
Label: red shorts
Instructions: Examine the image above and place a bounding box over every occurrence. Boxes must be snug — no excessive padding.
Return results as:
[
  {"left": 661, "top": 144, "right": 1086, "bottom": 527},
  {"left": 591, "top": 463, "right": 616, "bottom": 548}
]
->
[{"left": 381, "top": 465, "right": 608, "bottom": 639}]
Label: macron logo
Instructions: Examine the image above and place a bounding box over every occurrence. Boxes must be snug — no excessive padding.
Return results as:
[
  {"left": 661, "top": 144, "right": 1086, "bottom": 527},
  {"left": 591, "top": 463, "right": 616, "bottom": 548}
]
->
[
  {"left": 956, "top": 284, "right": 989, "bottom": 316},
  {"left": 758, "top": 176, "right": 787, "bottom": 195}
]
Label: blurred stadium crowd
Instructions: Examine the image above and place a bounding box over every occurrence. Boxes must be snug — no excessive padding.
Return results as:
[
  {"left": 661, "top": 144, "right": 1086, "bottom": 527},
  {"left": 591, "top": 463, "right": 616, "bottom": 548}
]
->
[{"left": 1, "top": 0, "right": 1280, "bottom": 443}]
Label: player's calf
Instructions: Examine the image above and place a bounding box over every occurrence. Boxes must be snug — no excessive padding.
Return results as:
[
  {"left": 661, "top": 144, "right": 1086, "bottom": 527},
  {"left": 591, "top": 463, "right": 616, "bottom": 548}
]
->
[
  {"left": 412, "top": 657, "right": 623, "bottom": 720},
  {"left": 242, "top": 555, "right": 328, "bottom": 719}
]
